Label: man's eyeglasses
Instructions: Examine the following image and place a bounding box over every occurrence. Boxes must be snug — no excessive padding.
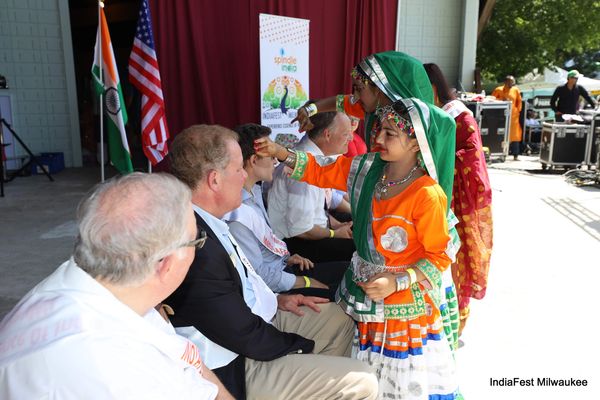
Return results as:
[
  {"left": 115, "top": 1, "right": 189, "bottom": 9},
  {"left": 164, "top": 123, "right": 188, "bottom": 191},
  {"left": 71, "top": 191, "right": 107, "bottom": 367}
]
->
[{"left": 180, "top": 230, "right": 207, "bottom": 250}]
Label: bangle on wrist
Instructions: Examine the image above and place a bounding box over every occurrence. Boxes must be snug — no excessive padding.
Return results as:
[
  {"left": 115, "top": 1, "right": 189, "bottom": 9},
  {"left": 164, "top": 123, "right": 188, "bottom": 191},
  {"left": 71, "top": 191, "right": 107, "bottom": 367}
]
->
[
  {"left": 304, "top": 103, "right": 318, "bottom": 117},
  {"left": 303, "top": 276, "right": 311, "bottom": 288},
  {"left": 406, "top": 268, "right": 417, "bottom": 285},
  {"left": 283, "top": 149, "right": 297, "bottom": 168},
  {"left": 329, "top": 229, "right": 335, "bottom": 238},
  {"left": 395, "top": 274, "right": 410, "bottom": 292}
]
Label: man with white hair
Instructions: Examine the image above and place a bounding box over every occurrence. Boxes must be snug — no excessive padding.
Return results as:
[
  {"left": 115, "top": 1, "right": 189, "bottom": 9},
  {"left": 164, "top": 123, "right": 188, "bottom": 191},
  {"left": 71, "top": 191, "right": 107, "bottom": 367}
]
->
[
  {"left": 268, "top": 111, "right": 355, "bottom": 263},
  {"left": 0, "top": 173, "right": 231, "bottom": 399}
]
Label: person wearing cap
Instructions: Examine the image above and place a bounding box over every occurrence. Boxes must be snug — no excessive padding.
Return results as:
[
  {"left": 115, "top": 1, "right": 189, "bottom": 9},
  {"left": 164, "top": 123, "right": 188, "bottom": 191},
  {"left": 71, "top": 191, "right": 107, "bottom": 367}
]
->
[
  {"left": 550, "top": 69, "right": 597, "bottom": 122},
  {"left": 492, "top": 75, "right": 523, "bottom": 160}
]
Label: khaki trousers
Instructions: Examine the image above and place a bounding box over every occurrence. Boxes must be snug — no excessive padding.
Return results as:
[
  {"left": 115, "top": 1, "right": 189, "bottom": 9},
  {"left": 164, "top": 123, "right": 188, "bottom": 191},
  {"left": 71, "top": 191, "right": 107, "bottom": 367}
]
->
[{"left": 245, "top": 303, "right": 378, "bottom": 400}]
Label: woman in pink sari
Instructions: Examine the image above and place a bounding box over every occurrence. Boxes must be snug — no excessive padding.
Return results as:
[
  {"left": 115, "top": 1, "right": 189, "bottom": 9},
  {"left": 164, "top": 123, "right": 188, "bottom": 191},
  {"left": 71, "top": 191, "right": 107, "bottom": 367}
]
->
[{"left": 424, "top": 63, "right": 494, "bottom": 335}]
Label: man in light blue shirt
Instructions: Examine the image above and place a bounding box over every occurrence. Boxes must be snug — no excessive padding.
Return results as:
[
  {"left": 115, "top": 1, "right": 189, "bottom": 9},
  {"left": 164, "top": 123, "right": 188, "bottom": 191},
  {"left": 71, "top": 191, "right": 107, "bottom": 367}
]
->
[{"left": 225, "top": 123, "right": 348, "bottom": 299}]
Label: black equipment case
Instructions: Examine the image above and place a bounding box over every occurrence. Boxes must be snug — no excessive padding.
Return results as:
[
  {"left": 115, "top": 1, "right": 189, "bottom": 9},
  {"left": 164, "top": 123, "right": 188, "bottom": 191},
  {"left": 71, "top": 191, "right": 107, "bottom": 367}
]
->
[
  {"left": 539, "top": 123, "right": 590, "bottom": 169},
  {"left": 465, "top": 101, "right": 511, "bottom": 161},
  {"left": 579, "top": 110, "right": 600, "bottom": 167}
]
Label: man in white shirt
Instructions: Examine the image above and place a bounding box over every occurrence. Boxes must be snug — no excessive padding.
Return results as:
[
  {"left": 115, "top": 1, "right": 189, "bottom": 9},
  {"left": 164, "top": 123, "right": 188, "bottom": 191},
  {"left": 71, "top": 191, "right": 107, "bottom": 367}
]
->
[
  {"left": 0, "top": 173, "right": 230, "bottom": 400},
  {"left": 166, "top": 125, "right": 378, "bottom": 400},
  {"left": 268, "top": 111, "right": 356, "bottom": 263}
]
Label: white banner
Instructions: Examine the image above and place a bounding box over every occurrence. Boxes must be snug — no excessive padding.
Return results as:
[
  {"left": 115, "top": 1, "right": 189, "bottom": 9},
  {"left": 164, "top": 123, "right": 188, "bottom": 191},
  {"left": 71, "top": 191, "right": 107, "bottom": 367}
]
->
[{"left": 259, "top": 14, "right": 309, "bottom": 148}]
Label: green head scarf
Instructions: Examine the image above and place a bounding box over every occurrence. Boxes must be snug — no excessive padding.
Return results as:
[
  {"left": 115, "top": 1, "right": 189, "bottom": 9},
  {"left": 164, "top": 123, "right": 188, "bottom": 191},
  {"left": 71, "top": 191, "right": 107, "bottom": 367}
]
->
[
  {"left": 355, "top": 51, "right": 436, "bottom": 154},
  {"left": 357, "top": 51, "right": 435, "bottom": 104}
]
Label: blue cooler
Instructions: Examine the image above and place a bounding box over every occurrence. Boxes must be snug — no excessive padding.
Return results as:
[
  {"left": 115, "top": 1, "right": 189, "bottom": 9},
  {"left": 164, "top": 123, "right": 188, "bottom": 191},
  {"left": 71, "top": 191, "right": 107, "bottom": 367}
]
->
[{"left": 31, "top": 152, "right": 65, "bottom": 175}]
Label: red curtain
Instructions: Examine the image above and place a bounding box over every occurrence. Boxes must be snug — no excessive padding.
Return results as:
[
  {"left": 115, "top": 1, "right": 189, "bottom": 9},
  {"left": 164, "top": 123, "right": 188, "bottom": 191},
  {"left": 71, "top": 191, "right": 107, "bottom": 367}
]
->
[{"left": 150, "top": 0, "right": 397, "bottom": 137}]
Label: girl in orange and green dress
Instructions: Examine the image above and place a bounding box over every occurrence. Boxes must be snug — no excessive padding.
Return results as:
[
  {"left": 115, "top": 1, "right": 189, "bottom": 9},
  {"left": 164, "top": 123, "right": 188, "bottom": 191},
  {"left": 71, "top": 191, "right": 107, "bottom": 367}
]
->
[
  {"left": 294, "top": 52, "right": 461, "bottom": 350},
  {"left": 256, "top": 94, "right": 461, "bottom": 399}
]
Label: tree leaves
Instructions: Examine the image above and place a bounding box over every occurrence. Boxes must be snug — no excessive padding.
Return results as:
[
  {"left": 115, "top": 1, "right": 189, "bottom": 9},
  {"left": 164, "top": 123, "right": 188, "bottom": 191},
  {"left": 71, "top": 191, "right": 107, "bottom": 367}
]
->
[{"left": 477, "top": 0, "right": 600, "bottom": 82}]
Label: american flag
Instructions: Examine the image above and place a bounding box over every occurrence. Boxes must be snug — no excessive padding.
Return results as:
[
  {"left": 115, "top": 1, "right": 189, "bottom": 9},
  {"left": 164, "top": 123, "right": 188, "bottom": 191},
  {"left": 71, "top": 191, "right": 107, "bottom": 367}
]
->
[{"left": 128, "top": 0, "right": 169, "bottom": 165}]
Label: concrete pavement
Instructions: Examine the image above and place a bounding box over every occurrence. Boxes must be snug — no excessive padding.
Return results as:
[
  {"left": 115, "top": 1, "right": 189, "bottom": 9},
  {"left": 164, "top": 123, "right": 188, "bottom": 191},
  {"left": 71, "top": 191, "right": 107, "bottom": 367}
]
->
[
  {"left": 457, "top": 156, "right": 600, "bottom": 399},
  {"left": 0, "top": 166, "right": 118, "bottom": 318},
  {"left": 1, "top": 158, "right": 599, "bottom": 399}
]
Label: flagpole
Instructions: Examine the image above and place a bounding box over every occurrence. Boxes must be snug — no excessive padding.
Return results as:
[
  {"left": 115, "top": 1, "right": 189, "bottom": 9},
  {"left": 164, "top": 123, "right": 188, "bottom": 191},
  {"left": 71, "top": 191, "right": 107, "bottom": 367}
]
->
[{"left": 98, "top": 0, "right": 105, "bottom": 182}]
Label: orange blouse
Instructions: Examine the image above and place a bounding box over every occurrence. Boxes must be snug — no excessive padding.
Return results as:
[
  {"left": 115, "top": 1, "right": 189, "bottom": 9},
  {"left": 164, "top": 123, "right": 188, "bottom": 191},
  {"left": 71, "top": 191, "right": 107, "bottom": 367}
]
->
[{"left": 296, "top": 153, "right": 451, "bottom": 273}]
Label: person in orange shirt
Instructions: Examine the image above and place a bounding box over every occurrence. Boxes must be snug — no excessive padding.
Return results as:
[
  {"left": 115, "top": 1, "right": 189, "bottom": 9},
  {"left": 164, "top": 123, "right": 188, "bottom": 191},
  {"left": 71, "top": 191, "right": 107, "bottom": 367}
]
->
[
  {"left": 255, "top": 98, "right": 461, "bottom": 399},
  {"left": 492, "top": 75, "right": 523, "bottom": 160}
]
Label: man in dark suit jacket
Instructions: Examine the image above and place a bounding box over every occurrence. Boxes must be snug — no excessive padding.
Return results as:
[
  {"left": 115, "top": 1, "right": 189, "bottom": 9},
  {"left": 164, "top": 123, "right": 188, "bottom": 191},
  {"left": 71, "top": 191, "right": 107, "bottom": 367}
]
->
[{"left": 165, "top": 125, "right": 377, "bottom": 400}]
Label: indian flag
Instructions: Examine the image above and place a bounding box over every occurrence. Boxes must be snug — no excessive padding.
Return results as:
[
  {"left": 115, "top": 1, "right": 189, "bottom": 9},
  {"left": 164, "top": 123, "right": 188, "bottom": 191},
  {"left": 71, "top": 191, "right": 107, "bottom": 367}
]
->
[{"left": 92, "top": 6, "right": 133, "bottom": 174}]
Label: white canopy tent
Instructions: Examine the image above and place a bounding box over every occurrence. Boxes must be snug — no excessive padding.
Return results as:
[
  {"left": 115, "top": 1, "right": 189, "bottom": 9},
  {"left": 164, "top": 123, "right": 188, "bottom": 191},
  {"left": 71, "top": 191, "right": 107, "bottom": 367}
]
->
[
  {"left": 543, "top": 67, "right": 600, "bottom": 94},
  {"left": 520, "top": 67, "right": 600, "bottom": 99}
]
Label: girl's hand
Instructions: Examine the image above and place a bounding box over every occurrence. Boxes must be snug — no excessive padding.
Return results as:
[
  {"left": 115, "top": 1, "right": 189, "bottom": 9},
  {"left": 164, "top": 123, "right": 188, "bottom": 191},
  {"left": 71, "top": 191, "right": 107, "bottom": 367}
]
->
[
  {"left": 291, "top": 106, "right": 314, "bottom": 132},
  {"left": 358, "top": 272, "right": 398, "bottom": 302},
  {"left": 254, "top": 137, "right": 287, "bottom": 160}
]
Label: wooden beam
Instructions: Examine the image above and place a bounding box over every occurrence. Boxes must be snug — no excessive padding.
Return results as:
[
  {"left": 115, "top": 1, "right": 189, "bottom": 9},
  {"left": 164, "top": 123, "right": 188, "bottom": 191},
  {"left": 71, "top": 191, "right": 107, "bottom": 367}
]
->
[{"left": 477, "top": 0, "right": 496, "bottom": 42}]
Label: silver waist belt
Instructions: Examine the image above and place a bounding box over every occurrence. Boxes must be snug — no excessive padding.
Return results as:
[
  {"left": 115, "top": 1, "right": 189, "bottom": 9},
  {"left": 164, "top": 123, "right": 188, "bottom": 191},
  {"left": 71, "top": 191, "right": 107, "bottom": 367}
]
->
[{"left": 351, "top": 252, "right": 410, "bottom": 283}]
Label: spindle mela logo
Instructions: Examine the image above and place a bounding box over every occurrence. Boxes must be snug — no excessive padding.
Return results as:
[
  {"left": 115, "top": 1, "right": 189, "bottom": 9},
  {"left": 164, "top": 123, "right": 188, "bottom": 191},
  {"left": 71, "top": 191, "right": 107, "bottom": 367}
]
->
[
  {"left": 262, "top": 75, "right": 307, "bottom": 112},
  {"left": 274, "top": 48, "right": 297, "bottom": 73},
  {"left": 105, "top": 87, "right": 121, "bottom": 115}
]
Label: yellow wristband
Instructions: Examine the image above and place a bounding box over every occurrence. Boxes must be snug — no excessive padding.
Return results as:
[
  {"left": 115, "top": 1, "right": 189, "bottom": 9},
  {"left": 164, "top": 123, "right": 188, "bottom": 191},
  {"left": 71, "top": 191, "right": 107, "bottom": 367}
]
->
[
  {"left": 406, "top": 268, "right": 417, "bottom": 285},
  {"left": 303, "top": 276, "right": 311, "bottom": 288},
  {"left": 329, "top": 229, "right": 335, "bottom": 238}
]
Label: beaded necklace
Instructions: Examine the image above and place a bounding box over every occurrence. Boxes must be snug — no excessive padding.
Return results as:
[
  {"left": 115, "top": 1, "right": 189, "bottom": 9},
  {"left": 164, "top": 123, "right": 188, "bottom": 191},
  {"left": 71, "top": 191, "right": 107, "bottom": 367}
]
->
[{"left": 374, "top": 164, "right": 420, "bottom": 200}]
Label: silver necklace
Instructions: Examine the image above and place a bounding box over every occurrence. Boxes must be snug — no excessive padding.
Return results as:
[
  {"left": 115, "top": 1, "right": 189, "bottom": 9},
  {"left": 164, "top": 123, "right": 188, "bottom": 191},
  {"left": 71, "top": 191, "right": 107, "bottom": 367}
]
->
[{"left": 374, "top": 164, "right": 420, "bottom": 200}]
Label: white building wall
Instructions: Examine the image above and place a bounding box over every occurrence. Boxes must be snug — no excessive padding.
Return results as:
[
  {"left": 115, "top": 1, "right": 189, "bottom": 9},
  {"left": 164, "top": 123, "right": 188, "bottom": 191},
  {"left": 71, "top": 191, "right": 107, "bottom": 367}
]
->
[
  {"left": 396, "top": 0, "right": 478, "bottom": 91},
  {"left": 0, "top": 0, "right": 81, "bottom": 167}
]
